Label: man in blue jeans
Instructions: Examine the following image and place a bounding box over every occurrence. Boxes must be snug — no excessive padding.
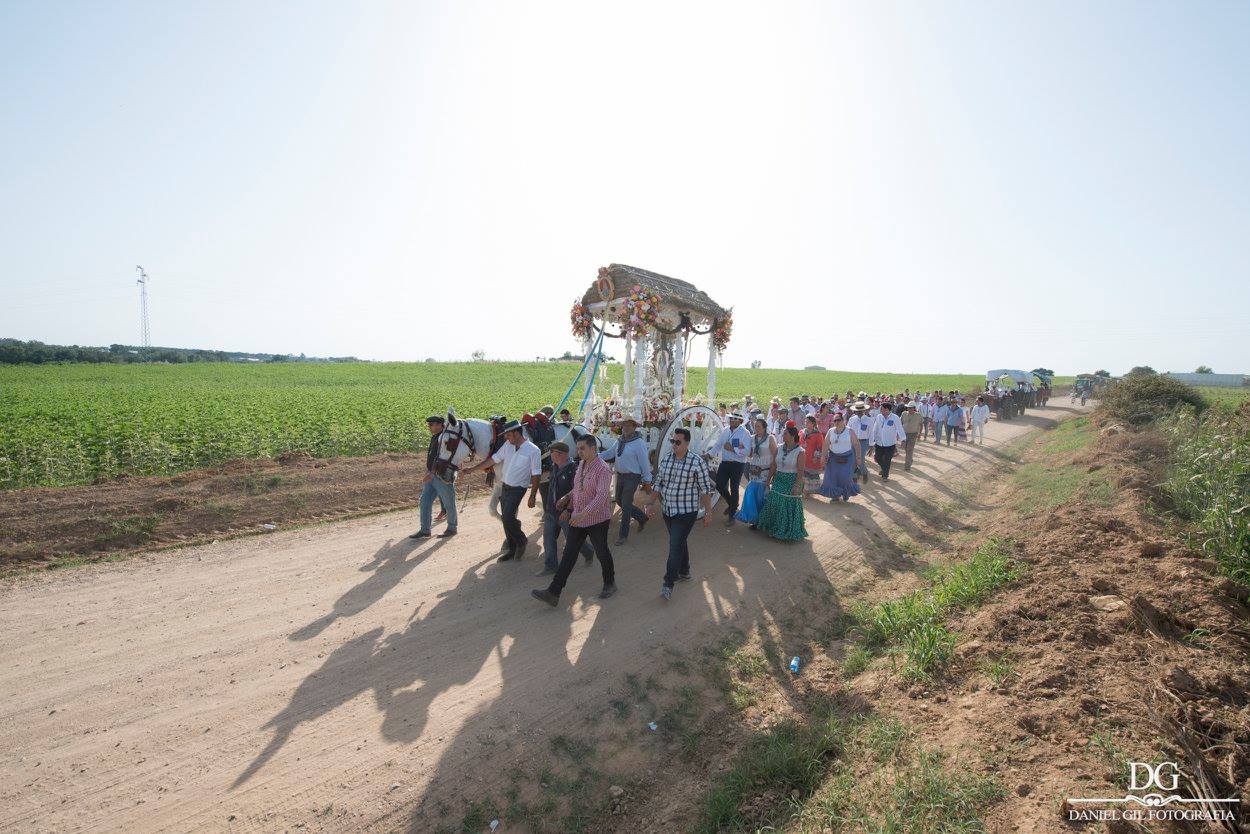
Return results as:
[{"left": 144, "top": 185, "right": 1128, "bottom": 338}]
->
[
  {"left": 932, "top": 398, "right": 949, "bottom": 444},
  {"left": 536, "top": 441, "right": 592, "bottom": 576},
  {"left": 646, "top": 428, "right": 714, "bottom": 601},
  {"left": 409, "top": 415, "right": 467, "bottom": 540},
  {"left": 945, "top": 399, "right": 965, "bottom": 446},
  {"left": 602, "top": 416, "right": 652, "bottom": 546}
]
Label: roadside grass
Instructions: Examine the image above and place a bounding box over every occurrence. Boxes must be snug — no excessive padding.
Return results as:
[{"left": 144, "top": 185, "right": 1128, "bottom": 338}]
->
[
  {"left": 1011, "top": 417, "right": 1115, "bottom": 513},
  {"left": 91, "top": 512, "right": 161, "bottom": 548},
  {"left": 1160, "top": 404, "right": 1250, "bottom": 583},
  {"left": 699, "top": 712, "right": 1003, "bottom": 833},
  {"left": 840, "top": 644, "right": 873, "bottom": 678},
  {"left": 981, "top": 654, "right": 1019, "bottom": 688},
  {"left": 1087, "top": 726, "right": 1134, "bottom": 790},
  {"left": 698, "top": 704, "right": 848, "bottom": 833},
  {"left": 238, "top": 473, "right": 299, "bottom": 495},
  {"left": 847, "top": 537, "right": 1022, "bottom": 681}
]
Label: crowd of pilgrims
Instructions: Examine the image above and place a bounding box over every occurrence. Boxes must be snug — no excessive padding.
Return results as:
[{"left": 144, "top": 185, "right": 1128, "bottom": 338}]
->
[
  {"left": 409, "top": 388, "right": 995, "bottom": 606},
  {"left": 711, "top": 389, "right": 992, "bottom": 542}
]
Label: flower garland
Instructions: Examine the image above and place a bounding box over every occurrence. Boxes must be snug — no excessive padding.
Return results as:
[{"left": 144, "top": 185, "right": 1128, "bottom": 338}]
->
[
  {"left": 570, "top": 300, "right": 593, "bottom": 340},
  {"left": 624, "top": 284, "right": 661, "bottom": 337},
  {"left": 643, "top": 394, "right": 674, "bottom": 425},
  {"left": 711, "top": 310, "right": 733, "bottom": 352}
]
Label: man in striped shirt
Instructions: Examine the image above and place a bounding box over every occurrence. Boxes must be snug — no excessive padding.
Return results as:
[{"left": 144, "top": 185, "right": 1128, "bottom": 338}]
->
[{"left": 531, "top": 434, "right": 617, "bottom": 606}]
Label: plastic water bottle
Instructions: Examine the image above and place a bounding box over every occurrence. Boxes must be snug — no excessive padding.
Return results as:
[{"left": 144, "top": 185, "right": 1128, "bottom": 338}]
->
[{"left": 788, "top": 656, "right": 801, "bottom": 674}]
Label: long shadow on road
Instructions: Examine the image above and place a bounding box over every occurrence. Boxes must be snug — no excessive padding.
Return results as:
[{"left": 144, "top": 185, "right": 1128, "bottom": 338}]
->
[{"left": 231, "top": 413, "right": 1064, "bottom": 821}]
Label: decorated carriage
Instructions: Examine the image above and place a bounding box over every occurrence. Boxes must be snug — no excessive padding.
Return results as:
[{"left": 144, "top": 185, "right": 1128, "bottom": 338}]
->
[{"left": 568, "top": 264, "right": 733, "bottom": 504}]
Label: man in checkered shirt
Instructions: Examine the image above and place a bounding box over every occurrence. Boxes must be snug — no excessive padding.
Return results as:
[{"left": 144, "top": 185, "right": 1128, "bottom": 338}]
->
[{"left": 645, "top": 428, "right": 715, "bottom": 601}]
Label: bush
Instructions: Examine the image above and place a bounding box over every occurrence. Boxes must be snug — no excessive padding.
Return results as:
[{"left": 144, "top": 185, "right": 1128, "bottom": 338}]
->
[{"left": 1099, "top": 375, "right": 1207, "bottom": 426}]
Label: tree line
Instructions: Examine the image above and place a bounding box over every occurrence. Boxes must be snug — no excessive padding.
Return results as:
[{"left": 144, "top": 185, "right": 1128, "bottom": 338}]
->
[{"left": 0, "top": 339, "right": 360, "bottom": 365}]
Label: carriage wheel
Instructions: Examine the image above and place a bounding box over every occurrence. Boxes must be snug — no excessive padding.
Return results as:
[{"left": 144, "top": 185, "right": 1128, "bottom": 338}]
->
[{"left": 659, "top": 406, "right": 726, "bottom": 514}]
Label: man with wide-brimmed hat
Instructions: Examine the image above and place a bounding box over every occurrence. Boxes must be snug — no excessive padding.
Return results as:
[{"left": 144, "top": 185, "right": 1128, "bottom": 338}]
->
[
  {"left": 409, "top": 415, "right": 467, "bottom": 540},
  {"left": 847, "top": 402, "right": 874, "bottom": 483},
  {"left": 462, "top": 419, "right": 541, "bottom": 561},
  {"left": 602, "top": 415, "right": 651, "bottom": 546},
  {"left": 715, "top": 410, "right": 751, "bottom": 526}
]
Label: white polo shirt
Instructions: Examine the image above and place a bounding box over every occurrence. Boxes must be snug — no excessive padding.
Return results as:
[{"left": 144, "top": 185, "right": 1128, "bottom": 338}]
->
[
  {"left": 492, "top": 439, "right": 542, "bottom": 488},
  {"left": 875, "top": 412, "right": 907, "bottom": 447},
  {"left": 718, "top": 424, "right": 752, "bottom": 463},
  {"left": 847, "top": 413, "right": 873, "bottom": 441}
]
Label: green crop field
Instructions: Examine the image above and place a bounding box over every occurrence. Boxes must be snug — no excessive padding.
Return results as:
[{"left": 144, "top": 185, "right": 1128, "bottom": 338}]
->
[
  {"left": 1195, "top": 386, "right": 1250, "bottom": 406},
  {"left": 0, "top": 362, "right": 1067, "bottom": 490}
]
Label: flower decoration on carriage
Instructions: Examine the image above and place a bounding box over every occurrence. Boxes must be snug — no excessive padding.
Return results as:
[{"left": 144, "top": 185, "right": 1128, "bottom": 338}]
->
[
  {"left": 623, "top": 284, "right": 661, "bottom": 337},
  {"left": 642, "top": 393, "right": 674, "bottom": 424},
  {"left": 570, "top": 300, "right": 593, "bottom": 340},
  {"left": 711, "top": 309, "right": 734, "bottom": 352}
]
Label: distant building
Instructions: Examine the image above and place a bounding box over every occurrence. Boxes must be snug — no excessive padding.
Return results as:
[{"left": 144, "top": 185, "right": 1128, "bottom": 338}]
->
[{"left": 1165, "top": 372, "right": 1247, "bottom": 388}]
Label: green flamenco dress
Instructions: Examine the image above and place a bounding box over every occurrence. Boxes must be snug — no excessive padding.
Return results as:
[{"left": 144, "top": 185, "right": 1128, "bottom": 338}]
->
[{"left": 755, "top": 471, "right": 808, "bottom": 541}]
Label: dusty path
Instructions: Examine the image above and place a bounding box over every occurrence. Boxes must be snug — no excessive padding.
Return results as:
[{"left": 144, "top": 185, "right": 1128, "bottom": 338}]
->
[{"left": 0, "top": 405, "right": 1090, "bottom": 833}]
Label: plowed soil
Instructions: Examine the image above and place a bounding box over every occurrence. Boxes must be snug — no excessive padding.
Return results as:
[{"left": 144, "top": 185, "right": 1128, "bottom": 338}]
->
[{"left": 0, "top": 452, "right": 491, "bottom": 570}]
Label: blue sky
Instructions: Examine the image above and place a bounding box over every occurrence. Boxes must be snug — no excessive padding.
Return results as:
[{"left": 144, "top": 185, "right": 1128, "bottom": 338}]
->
[{"left": 2, "top": 1, "right": 1247, "bottom": 375}]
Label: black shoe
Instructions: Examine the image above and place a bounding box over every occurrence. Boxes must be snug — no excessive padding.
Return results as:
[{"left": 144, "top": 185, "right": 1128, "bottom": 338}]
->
[
  {"left": 498, "top": 550, "right": 517, "bottom": 562},
  {"left": 514, "top": 541, "right": 527, "bottom": 560},
  {"left": 598, "top": 583, "right": 617, "bottom": 599},
  {"left": 531, "top": 588, "right": 559, "bottom": 607},
  {"left": 437, "top": 529, "right": 457, "bottom": 538},
  {"left": 676, "top": 572, "right": 692, "bottom": 582},
  {"left": 498, "top": 540, "right": 510, "bottom": 554},
  {"left": 408, "top": 530, "right": 431, "bottom": 539}
]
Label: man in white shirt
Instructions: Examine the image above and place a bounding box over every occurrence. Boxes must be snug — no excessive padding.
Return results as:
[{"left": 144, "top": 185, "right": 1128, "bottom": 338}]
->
[
  {"left": 462, "top": 420, "right": 542, "bottom": 561},
  {"left": 715, "top": 412, "right": 752, "bottom": 526},
  {"left": 847, "top": 403, "right": 874, "bottom": 483},
  {"left": 970, "top": 396, "right": 991, "bottom": 445},
  {"left": 873, "top": 402, "right": 907, "bottom": 481}
]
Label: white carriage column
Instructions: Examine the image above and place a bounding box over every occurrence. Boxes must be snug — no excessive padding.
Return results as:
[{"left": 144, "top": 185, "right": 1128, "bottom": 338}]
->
[
  {"left": 632, "top": 333, "right": 648, "bottom": 421},
  {"left": 623, "top": 335, "right": 633, "bottom": 408},
  {"left": 707, "top": 342, "right": 718, "bottom": 403},
  {"left": 673, "top": 333, "right": 686, "bottom": 406}
]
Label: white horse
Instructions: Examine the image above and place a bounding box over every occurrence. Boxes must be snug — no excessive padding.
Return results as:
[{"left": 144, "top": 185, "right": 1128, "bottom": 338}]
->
[{"left": 441, "top": 408, "right": 602, "bottom": 474}]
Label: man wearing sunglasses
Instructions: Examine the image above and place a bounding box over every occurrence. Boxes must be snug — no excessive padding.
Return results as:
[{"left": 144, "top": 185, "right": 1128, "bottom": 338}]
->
[{"left": 646, "top": 428, "right": 715, "bottom": 601}]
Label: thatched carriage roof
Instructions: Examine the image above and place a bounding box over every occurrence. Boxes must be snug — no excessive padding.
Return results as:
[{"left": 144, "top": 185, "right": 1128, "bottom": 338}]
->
[{"left": 581, "top": 264, "right": 727, "bottom": 322}]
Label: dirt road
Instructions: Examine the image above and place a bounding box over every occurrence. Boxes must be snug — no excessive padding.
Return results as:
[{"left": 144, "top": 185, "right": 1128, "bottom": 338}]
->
[{"left": 0, "top": 405, "right": 1088, "bottom": 833}]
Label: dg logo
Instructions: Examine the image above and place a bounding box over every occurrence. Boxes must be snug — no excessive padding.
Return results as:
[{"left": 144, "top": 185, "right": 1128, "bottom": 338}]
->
[{"left": 1129, "top": 762, "right": 1180, "bottom": 792}]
